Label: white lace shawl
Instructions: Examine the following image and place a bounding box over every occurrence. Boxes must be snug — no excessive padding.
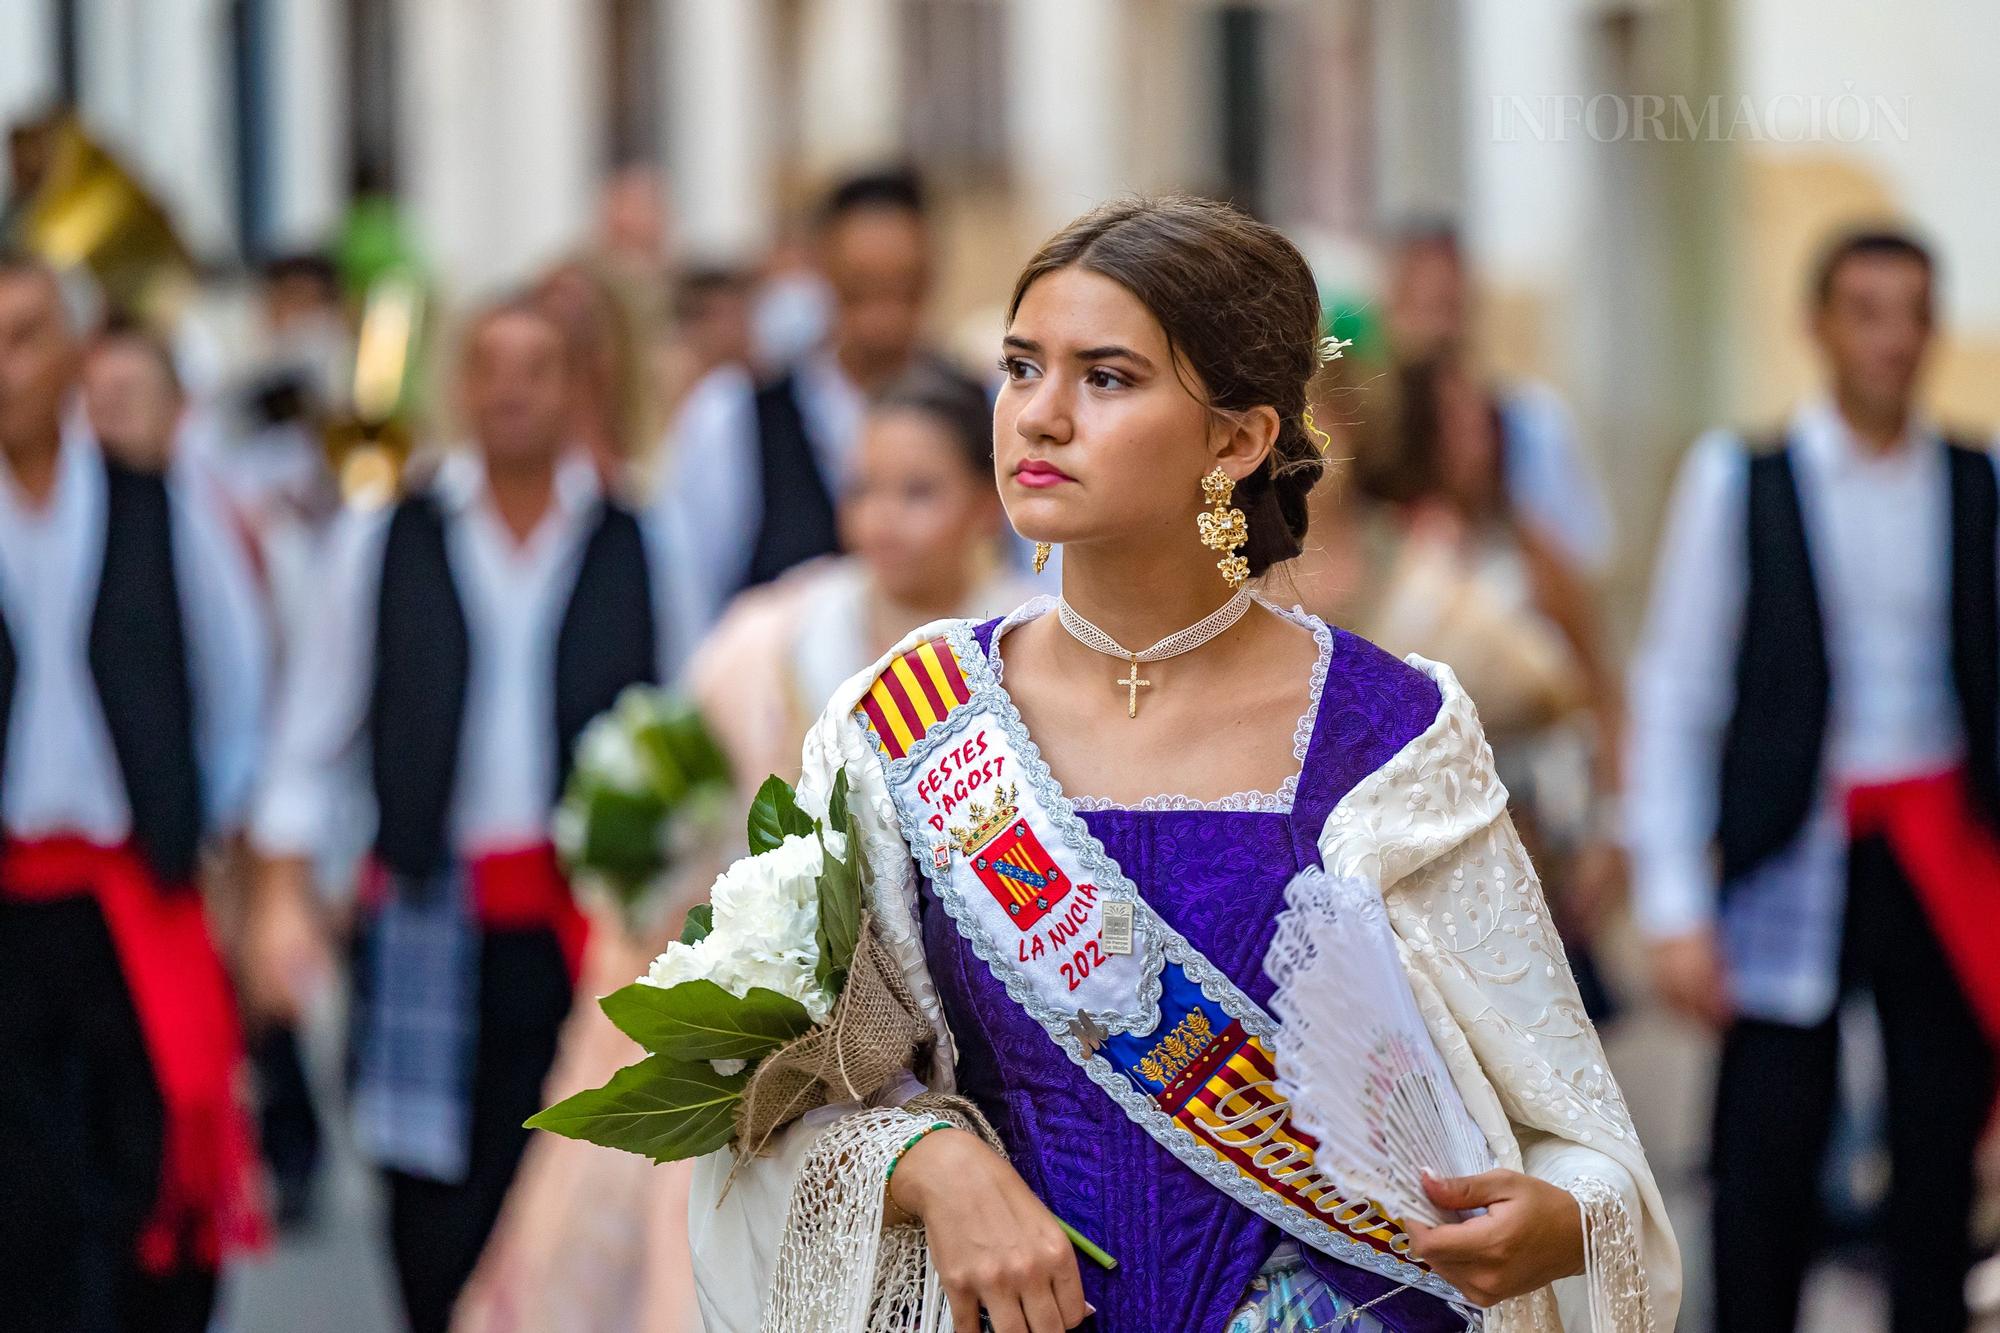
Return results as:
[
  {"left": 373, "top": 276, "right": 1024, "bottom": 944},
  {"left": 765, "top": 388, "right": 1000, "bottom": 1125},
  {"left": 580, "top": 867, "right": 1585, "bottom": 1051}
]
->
[
  {"left": 1293, "top": 655, "right": 1679, "bottom": 1332},
  {"left": 687, "top": 626, "right": 1680, "bottom": 1333}
]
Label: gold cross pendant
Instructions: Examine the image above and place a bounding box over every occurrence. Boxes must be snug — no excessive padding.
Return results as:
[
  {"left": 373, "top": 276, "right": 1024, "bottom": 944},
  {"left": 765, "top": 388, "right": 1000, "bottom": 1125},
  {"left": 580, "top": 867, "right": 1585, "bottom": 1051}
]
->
[{"left": 1115, "top": 654, "right": 1150, "bottom": 718}]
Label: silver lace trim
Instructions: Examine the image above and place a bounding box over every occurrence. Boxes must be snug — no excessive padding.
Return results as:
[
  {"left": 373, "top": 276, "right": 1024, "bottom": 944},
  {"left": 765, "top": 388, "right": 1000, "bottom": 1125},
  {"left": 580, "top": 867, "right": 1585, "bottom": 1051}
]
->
[{"left": 991, "top": 594, "right": 1335, "bottom": 815}]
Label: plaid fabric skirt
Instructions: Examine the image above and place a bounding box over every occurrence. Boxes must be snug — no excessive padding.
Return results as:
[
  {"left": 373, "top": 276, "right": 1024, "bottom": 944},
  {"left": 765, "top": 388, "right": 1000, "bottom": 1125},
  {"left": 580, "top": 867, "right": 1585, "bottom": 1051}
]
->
[{"left": 1222, "top": 1243, "right": 1393, "bottom": 1333}]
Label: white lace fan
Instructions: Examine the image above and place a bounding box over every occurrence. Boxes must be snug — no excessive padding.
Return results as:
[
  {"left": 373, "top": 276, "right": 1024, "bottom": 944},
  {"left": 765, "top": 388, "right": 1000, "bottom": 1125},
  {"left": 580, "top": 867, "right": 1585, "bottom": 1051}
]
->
[{"left": 1266, "top": 867, "right": 1494, "bottom": 1229}]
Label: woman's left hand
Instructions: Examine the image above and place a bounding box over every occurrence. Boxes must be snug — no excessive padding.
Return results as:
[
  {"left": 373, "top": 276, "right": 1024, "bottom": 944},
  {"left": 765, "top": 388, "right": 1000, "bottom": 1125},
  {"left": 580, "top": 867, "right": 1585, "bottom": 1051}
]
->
[{"left": 1404, "top": 1169, "right": 1585, "bottom": 1308}]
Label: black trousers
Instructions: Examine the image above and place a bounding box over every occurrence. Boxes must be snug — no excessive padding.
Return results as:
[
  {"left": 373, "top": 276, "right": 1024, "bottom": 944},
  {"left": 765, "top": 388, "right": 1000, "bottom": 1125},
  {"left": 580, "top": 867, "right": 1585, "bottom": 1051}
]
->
[
  {"left": 0, "top": 895, "right": 218, "bottom": 1333},
  {"left": 1711, "top": 836, "right": 1996, "bottom": 1333},
  {"left": 251, "top": 1022, "right": 323, "bottom": 1228},
  {"left": 368, "top": 927, "right": 572, "bottom": 1333}
]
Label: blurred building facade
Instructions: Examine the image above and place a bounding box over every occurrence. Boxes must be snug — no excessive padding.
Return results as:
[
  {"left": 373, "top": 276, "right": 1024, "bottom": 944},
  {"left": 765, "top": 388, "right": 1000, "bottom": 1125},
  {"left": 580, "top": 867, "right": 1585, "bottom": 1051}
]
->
[
  {"left": 2, "top": 0, "right": 1997, "bottom": 595},
  {"left": 0, "top": 0, "right": 1399, "bottom": 284}
]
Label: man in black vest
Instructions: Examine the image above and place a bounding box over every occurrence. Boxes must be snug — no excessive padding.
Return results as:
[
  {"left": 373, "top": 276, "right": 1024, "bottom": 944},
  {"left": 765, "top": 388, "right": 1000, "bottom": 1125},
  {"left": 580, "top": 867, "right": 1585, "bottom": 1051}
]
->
[
  {"left": 1628, "top": 230, "right": 1998, "bottom": 1332},
  {"left": 0, "top": 256, "right": 271, "bottom": 1329},
  {"left": 656, "top": 169, "right": 988, "bottom": 646},
  {"left": 246, "top": 297, "right": 665, "bottom": 1333}
]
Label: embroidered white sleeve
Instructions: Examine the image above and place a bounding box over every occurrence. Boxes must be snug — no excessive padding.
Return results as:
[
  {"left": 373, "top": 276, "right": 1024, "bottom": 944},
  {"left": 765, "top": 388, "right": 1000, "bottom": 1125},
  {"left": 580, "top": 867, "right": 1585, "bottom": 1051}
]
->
[
  {"left": 1313, "top": 658, "right": 1679, "bottom": 1331},
  {"left": 1523, "top": 1136, "right": 1654, "bottom": 1333},
  {"left": 1384, "top": 814, "right": 1640, "bottom": 1156},
  {"left": 1370, "top": 799, "right": 1657, "bottom": 1328},
  {"left": 1319, "top": 672, "right": 1639, "bottom": 1154}
]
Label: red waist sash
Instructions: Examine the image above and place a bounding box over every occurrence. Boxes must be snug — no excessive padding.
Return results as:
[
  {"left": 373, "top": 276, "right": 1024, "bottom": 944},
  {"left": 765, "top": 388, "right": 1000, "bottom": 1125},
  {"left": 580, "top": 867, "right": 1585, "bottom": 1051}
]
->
[
  {"left": 1846, "top": 768, "right": 2000, "bottom": 1053},
  {"left": 0, "top": 836, "right": 267, "bottom": 1272},
  {"left": 363, "top": 842, "right": 588, "bottom": 982}
]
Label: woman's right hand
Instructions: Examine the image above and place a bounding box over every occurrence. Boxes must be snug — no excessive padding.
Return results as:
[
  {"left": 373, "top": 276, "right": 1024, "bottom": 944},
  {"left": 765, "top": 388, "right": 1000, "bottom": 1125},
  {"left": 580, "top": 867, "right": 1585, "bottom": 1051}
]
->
[{"left": 887, "top": 1127, "right": 1089, "bottom": 1333}]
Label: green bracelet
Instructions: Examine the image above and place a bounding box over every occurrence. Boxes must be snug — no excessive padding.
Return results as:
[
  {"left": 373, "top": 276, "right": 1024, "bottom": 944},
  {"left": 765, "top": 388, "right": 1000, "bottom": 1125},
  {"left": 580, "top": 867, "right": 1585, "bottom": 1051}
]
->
[{"left": 883, "top": 1119, "right": 956, "bottom": 1185}]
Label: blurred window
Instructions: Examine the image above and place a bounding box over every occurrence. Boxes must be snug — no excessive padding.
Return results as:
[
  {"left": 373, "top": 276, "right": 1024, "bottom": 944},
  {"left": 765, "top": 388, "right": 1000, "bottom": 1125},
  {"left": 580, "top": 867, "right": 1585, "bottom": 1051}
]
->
[
  {"left": 1216, "top": 5, "right": 1273, "bottom": 216},
  {"left": 902, "top": 0, "right": 1008, "bottom": 185},
  {"left": 230, "top": 0, "right": 273, "bottom": 260},
  {"left": 56, "top": 0, "right": 81, "bottom": 104},
  {"left": 605, "top": 0, "right": 662, "bottom": 168},
  {"left": 347, "top": 0, "right": 398, "bottom": 193}
]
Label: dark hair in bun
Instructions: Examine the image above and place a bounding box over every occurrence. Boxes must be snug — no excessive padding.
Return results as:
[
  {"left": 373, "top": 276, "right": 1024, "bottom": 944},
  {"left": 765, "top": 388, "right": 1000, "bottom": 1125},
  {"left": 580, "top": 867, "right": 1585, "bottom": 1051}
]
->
[{"left": 1006, "top": 196, "right": 1327, "bottom": 576}]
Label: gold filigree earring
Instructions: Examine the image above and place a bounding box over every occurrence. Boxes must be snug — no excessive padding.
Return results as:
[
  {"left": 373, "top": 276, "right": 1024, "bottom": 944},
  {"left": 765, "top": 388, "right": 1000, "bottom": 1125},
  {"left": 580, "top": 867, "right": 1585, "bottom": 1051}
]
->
[
  {"left": 1033, "top": 542, "right": 1052, "bottom": 574},
  {"left": 1197, "top": 467, "right": 1249, "bottom": 589}
]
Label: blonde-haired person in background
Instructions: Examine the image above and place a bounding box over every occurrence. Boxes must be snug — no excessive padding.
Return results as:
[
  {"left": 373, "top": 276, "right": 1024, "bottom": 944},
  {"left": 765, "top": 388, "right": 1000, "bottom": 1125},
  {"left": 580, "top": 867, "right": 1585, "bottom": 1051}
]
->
[{"left": 1307, "top": 352, "right": 1627, "bottom": 1022}]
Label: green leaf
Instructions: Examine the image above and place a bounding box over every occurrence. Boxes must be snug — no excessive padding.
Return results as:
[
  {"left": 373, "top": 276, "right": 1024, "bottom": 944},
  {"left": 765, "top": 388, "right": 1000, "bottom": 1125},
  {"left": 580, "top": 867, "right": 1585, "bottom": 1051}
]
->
[
  {"left": 840, "top": 780, "right": 862, "bottom": 867},
  {"left": 525, "top": 1054, "right": 745, "bottom": 1162},
  {"left": 679, "top": 903, "right": 713, "bottom": 945},
  {"left": 599, "top": 979, "right": 814, "bottom": 1061},
  {"left": 563, "top": 782, "right": 669, "bottom": 888},
  {"left": 814, "top": 842, "right": 863, "bottom": 994},
  {"left": 636, "top": 718, "right": 692, "bottom": 805},
  {"left": 746, "top": 775, "right": 812, "bottom": 854},
  {"left": 826, "top": 768, "right": 850, "bottom": 832},
  {"left": 660, "top": 704, "right": 733, "bottom": 787},
  {"left": 814, "top": 768, "right": 863, "bottom": 990}
]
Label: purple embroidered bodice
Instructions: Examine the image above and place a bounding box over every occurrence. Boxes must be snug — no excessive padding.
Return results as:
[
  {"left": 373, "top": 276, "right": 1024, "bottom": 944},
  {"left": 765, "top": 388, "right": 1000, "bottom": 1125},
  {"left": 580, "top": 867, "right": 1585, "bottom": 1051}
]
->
[{"left": 917, "top": 615, "right": 1447, "bottom": 1333}]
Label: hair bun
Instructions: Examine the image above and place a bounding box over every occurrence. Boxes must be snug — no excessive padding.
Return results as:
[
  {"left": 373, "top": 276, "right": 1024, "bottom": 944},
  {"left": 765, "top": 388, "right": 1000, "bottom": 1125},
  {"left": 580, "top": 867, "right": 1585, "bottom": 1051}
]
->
[{"left": 1241, "top": 417, "right": 1325, "bottom": 572}]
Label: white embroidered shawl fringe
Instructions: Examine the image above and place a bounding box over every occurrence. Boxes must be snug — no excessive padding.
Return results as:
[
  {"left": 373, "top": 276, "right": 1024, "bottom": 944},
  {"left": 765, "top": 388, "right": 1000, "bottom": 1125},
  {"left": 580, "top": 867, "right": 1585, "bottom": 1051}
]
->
[
  {"left": 762, "top": 1097, "right": 990, "bottom": 1333},
  {"left": 1566, "top": 1174, "right": 1654, "bottom": 1333},
  {"left": 1481, "top": 1176, "right": 1653, "bottom": 1333}
]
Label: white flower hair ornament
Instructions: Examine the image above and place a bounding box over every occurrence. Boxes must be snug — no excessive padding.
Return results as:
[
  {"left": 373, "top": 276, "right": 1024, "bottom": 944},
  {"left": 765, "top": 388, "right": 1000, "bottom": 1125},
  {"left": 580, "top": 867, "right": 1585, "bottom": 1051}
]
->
[{"left": 1301, "top": 333, "right": 1353, "bottom": 454}]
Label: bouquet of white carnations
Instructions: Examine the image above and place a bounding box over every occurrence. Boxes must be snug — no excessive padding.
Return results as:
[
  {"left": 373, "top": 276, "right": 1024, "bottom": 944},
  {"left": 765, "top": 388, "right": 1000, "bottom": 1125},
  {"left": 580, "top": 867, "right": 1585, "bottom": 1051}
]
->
[
  {"left": 530, "top": 769, "right": 933, "bottom": 1163},
  {"left": 552, "top": 686, "right": 733, "bottom": 934}
]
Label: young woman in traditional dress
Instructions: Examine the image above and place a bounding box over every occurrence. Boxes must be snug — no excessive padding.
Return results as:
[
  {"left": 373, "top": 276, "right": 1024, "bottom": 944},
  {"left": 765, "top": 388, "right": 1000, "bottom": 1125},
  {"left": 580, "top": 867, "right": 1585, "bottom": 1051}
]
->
[{"left": 690, "top": 197, "right": 1678, "bottom": 1333}]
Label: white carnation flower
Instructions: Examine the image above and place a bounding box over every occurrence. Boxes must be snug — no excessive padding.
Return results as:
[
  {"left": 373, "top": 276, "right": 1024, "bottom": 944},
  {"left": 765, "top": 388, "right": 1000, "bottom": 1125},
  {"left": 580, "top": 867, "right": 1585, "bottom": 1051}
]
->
[
  {"left": 551, "top": 803, "right": 587, "bottom": 860},
  {"left": 710, "top": 1058, "right": 748, "bottom": 1077},
  {"left": 637, "top": 834, "right": 834, "bottom": 1023},
  {"left": 615, "top": 686, "right": 669, "bottom": 730},
  {"left": 642, "top": 938, "right": 710, "bottom": 989},
  {"left": 712, "top": 833, "right": 823, "bottom": 913},
  {"left": 577, "top": 713, "right": 650, "bottom": 793}
]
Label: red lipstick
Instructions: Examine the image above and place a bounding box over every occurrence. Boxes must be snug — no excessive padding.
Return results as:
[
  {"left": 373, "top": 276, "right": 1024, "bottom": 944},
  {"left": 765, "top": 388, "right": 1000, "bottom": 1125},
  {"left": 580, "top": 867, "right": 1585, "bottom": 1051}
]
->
[{"left": 1014, "top": 459, "right": 1074, "bottom": 488}]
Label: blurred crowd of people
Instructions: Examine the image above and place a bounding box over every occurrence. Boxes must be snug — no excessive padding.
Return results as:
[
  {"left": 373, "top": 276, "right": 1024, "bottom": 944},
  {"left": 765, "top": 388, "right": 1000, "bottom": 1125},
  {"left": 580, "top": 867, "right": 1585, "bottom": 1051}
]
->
[
  {"left": 3, "top": 111, "right": 1998, "bottom": 1333},
  {"left": 1297, "top": 223, "right": 2000, "bottom": 1333},
  {"left": 0, "top": 147, "right": 1054, "bottom": 1333}
]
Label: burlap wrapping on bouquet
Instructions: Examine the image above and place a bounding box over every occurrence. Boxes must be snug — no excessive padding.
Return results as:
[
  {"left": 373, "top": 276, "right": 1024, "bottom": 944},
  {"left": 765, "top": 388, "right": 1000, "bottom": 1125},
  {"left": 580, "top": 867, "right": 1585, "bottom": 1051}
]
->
[{"left": 732, "top": 912, "right": 935, "bottom": 1161}]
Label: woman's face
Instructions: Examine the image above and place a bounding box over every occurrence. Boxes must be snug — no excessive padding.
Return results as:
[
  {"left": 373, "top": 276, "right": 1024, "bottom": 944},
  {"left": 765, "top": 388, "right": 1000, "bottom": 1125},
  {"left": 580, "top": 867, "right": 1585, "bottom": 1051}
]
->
[
  {"left": 993, "top": 268, "right": 1221, "bottom": 552},
  {"left": 840, "top": 406, "right": 997, "bottom": 605}
]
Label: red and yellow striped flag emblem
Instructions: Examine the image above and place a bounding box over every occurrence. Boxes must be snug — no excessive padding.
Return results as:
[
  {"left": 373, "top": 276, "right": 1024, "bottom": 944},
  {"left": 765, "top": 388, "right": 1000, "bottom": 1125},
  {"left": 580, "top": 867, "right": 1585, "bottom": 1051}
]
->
[{"left": 857, "top": 636, "right": 972, "bottom": 760}]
